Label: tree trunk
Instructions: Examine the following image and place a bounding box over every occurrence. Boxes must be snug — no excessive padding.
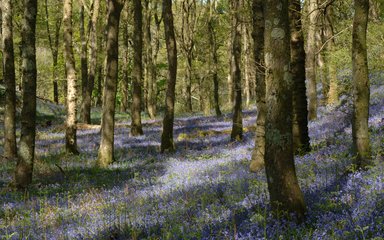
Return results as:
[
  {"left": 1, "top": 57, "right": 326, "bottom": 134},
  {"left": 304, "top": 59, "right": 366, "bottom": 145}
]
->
[
  {"left": 63, "top": 0, "right": 79, "bottom": 155},
  {"left": 84, "top": 0, "right": 101, "bottom": 123},
  {"left": 97, "top": 0, "right": 124, "bottom": 167},
  {"left": 120, "top": 6, "right": 129, "bottom": 113},
  {"left": 352, "top": 0, "right": 371, "bottom": 168},
  {"left": 2, "top": 0, "right": 17, "bottom": 160},
  {"left": 161, "top": 0, "right": 178, "bottom": 153},
  {"left": 289, "top": 0, "right": 310, "bottom": 154},
  {"left": 44, "top": 0, "right": 61, "bottom": 104},
  {"left": 80, "top": 4, "right": 89, "bottom": 123},
  {"left": 15, "top": 0, "right": 37, "bottom": 189},
  {"left": 243, "top": 25, "right": 251, "bottom": 108},
  {"left": 230, "top": 0, "right": 243, "bottom": 141},
  {"left": 144, "top": 0, "right": 157, "bottom": 119},
  {"left": 306, "top": 0, "right": 318, "bottom": 120},
  {"left": 250, "top": 0, "right": 265, "bottom": 172},
  {"left": 131, "top": 0, "right": 144, "bottom": 136},
  {"left": 207, "top": 0, "right": 221, "bottom": 117},
  {"left": 264, "top": 0, "right": 306, "bottom": 220}
]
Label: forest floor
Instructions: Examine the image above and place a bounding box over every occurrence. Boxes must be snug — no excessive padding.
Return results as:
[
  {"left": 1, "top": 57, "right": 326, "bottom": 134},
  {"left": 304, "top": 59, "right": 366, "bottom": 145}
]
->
[{"left": 0, "top": 82, "right": 383, "bottom": 239}]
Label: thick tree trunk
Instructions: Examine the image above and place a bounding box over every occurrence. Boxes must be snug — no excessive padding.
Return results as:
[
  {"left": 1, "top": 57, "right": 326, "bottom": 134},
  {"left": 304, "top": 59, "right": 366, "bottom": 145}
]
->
[
  {"left": 264, "top": 0, "right": 306, "bottom": 220},
  {"left": 15, "top": 0, "right": 37, "bottom": 189},
  {"left": 230, "top": 0, "right": 243, "bottom": 141},
  {"left": 80, "top": 4, "right": 89, "bottom": 123},
  {"left": 352, "top": 0, "right": 371, "bottom": 168},
  {"left": 131, "top": 0, "right": 144, "bottom": 136},
  {"left": 250, "top": 0, "right": 265, "bottom": 172},
  {"left": 161, "top": 0, "right": 178, "bottom": 153},
  {"left": 289, "top": 0, "right": 310, "bottom": 154},
  {"left": 97, "top": 0, "right": 124, "bottom": 167},
  {"left": 63, "top": 0, "right": 79, "bottom": 155},
  {"left": 306, "top": 0, "right": 318, "bottom": 120},
  {"left": 2, "top": 0, "right": 17, "bottom": 160},
  {"left": 207, "top": 0, "right": 221, "bottom": 117}
]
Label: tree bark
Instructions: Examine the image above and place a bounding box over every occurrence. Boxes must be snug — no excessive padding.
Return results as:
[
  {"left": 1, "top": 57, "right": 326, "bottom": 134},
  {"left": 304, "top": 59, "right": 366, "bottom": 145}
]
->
[
  {"left": 264, "top": 0, "right": 306, "bottom": 220},
  {"left": 15, "top": 0, "right": 37, "bottom": 189},
  {"left": 250, "top": 0, "right": 265, "bottom": 172},
  {"left": 306, "top": 0, "right": 318, "bottom": 120},
  {"left": 352, "top": 0, "right": 371, "bottom": 168},
  {"left": 2, "top": 0, "right": 17, "bottom": 160},
  {"left": 230, "top": 0, "right": 243, "bottom": 141},
  {"left": 131, "top": 0, "right": 144, "bottom": 136},
  {"left": 289, "top": 0, "right": 310, "bottom": 154},
  {"left": 207, "top": 0, "right": 221, "bottom": 117},
  {"left": 161, "top": 0, "right": 177, "bottom": 153},
  {"left": 63, "top": 0, "right": 79, "bottom": 155},
  {"left": 80, "top": 4, "right": 89, "bottom": 123},
  {"left": 97, "top": 0, "right": 124, "bottom": 167}
]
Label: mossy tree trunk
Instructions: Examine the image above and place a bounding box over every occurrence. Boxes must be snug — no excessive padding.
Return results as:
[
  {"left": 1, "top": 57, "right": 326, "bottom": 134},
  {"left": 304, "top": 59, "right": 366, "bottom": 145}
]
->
[
  {"left": 2, "top": 0, "right": 17, "bottom": 160},
  {"left": 264, "top": 0, "right": 306, "bottom": 220},
  {"left": 230, "top": 0, "right": 243, "bottom": 141},
  {"left": 161, "top": 0, "right": 178, "bottom": 153},
  {"left": 289, "top": 0, "right": 310, "bottom": 154},
  {"left": 131, "top": 0, "right": 144, "bottom": 136},
  {"left": 352, "top": 0, "right": 371, "bottom": 168},
  {"left": 63, "top": 0, "right": 79, "bottom": 155},
  {"left": 15, "top": 0, "right": 37, "bottom": 189},
  {"left": 97, "top": 0, "right": 124, "bottom": 167},
  {"left": 250, "top": 0, "right": 265, "bottom": 172}
]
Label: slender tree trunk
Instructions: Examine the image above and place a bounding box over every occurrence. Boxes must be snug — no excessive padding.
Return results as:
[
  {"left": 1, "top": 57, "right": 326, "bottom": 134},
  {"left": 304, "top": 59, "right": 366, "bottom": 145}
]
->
[
  {"left": 120, "top": 6, "right": 129, "bottom": 113},
  {"left": 323, "top": 5, "right": 338, "bottom": 105},
  {"left": 80, "top": 4, "right": 89, "bottom": 123},
  {"left": 352, "top": 0, "right": 371, "bottom": 168},
  {"left": 250, "top": 0, "right": 265, "bottom": 172},
  {"left": 243, "top": 25, "right": 251, "bottom": 108},
  {"left": 207, "top": 0, "right": 221, "bottom": 117},
  {"left": 63, "top": 0, "right": 79, "bottom": 155},
  {"left": 15, "top": 0, "right": 37, "bottom": 189},
  {"left": 44, "top": 0, "right": 61, "bottom": 104},
  {"left": 96, "top": 63, "right": 103, "bottom": 107},
  {"left": 264, "top": 0, "right": 306, "bottom": 220},
  {"left": 161, "top": 0, "right": 178, "bottom": 153},
  {"left": 289, "top": 0, "right": 310, "bottom": 154},
  {"left": 97, "top": 0, "right": 124, "bottom": 167},
  {"left": 2, "top": 0, "right": 17, "bottom": 160},
  {"left": 306, "top": 0, "right": 318, "bottom": 120},
  {"left": 227, "top": 40, "right": 234, "bottom": 107},
  {"left": 131, "top": 0, "right": 144, "bottom": 136},
  {"left": 144, "top": 0, "right": 157, "bottom": 119},
  {"left": 84, "top": 0, "right": 101, "bottom": 123},
  {"left": 230, "top": 0, "right": 243, "bottom": 141}
]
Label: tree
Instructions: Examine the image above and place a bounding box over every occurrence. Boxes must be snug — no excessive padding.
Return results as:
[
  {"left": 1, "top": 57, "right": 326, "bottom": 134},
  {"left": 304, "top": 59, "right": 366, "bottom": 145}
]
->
[
  {"left": 44, "top": 0, "right": 62, "bottom": 104},
  {"left": 289, "top": 0, "right": 310, "bottom": 153},
  {"left": 264, "top": 0, "right": 306, "bottom": 220},
  {"left": 80, "top": 3, "right": 89, "bottom": 123},
  {"left": 250, "top": 0, "right": 265, "bottom": 172},
  {"left": 230, "top": 0, "right": 243, "bottom": 141},
  {"left": 15, "top": 0, "right": 38, "bottom": 188},
  {"left": 352, "top": 0, "right": 371, "bottom": 168},
  {"left": 2, "top": 0, "right": 17, "bottom": 160},
  {"left": 63, "top": 0, "right": 79, "bottom": 155},
  {"left": 207, "top": 0, "right": 222, "bottom": 117},
  {"left": 97, "top": 0, "right": 125, "bottom": 167},
  {"left": 161, "top": 0, "right": 177, "bottom": 153},
  {"left": 120, "top": 5, "right": 129, "bottom": 113},
  {"left": 131, "top": 0, "right": 144, "bottom": 136},
  {"left": 306, "top": 0, "right": 319, "bottom": 120}
]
